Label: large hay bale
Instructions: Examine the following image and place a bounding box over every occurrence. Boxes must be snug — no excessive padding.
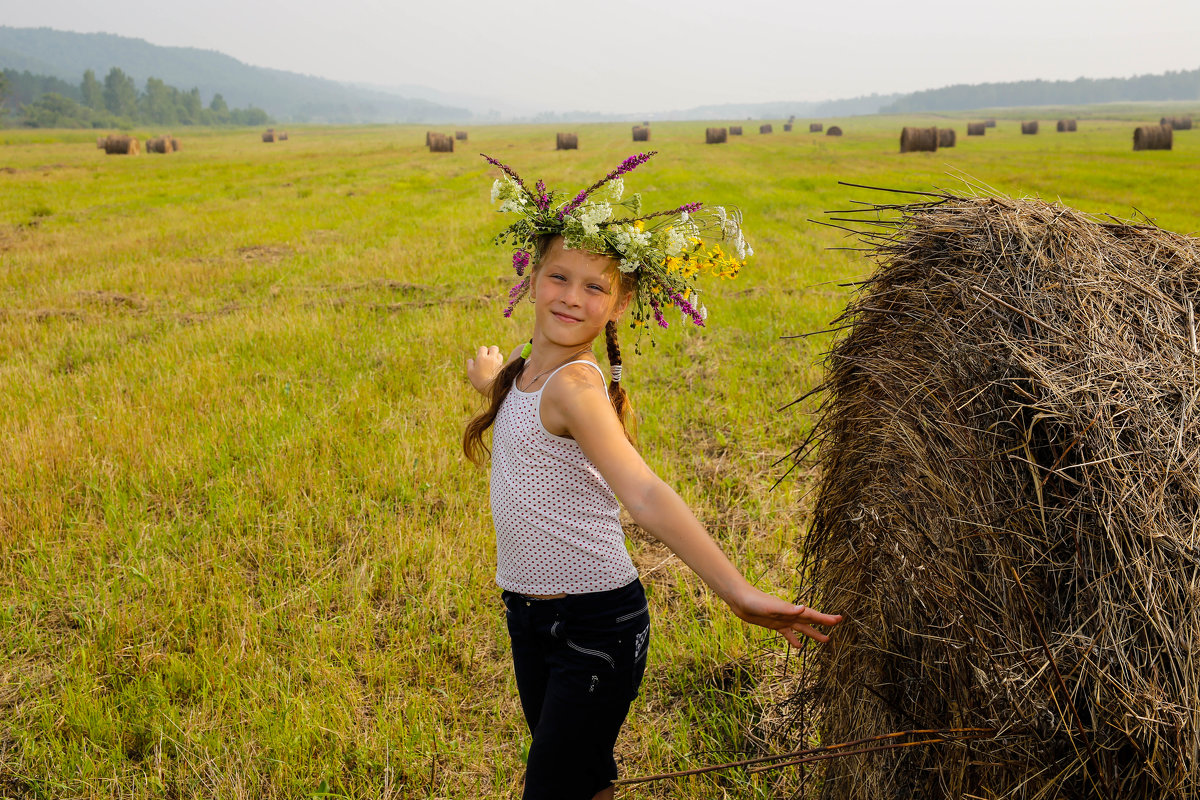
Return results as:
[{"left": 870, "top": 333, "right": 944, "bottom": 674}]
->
[
  {"left": 705, "top": 127, "right": 728, "bottom": 144},
  {"left": 169, "top": 137, "right": 181, "bottom": 152},
  {"left": 556, "top": 132, "right": 578, "bottom": 150},
  {"left": 899, "top": 126, "right": 937, "bottom": 153},
  {"left": 1134, "top": 124, "right": 1173, "bottom": 151},
  {"left": 937, "top": 127, "right": 956, "bottom": 148},
  {"left": 1160, "top": 116, "right": 1193, "bottom": 130},
  {"left": 729, "top": 126, "right": 743, "bottom": 136},
  {"left": 984, "top": 118, "right": 997, "bottom": 127},
  {"left": 784, "top": 123, "right": 793, "bottom": 132},
  {"left": 455, "top": 131, "right": 468, "bottom": 141},
  {"left": 632, "top": 125, "right": 650, "bottom": 142},
  {"left": 967, "top": 122, "right": 986, "bottom": 136},
  {"left": 760, "top": 124, "right": 773, "bottom": 134},
  {"left": 1057, "top": 118, "right": 1078, "bottom": 132},
  {"left": 1021, "top": 120, "right": 1039, "bottom": 134},
  {"left": 262, "top": 129, "right": 277, "bottom": 143},
  {"left": 96, "top": 136, "right": 106, "bottom": 149},
  {"left": 103, "top": 135, "right": 139, "bottom": 155},
  {"left": 428, "top": 133, "right": 454, "bottom": 152},
  {"left": 826, "top": 126, "right": 843, "bottom": 136},
  {"left": 278, "top": 131, "right": 288, "bottom": 141},
  {"left": 146, "top": 137, "right": 171, "bottom": 154},
  {"left": 810, "top": 122, "right": 823, "bottom": 133},
  {"left": 785, "top": 193, "right": 1200, "bottom": 800}
]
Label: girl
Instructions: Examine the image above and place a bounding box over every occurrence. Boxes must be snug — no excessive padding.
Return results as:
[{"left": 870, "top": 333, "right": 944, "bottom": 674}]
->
[{"left": 464, "top": 152, "right": 841, "bottom": 800}]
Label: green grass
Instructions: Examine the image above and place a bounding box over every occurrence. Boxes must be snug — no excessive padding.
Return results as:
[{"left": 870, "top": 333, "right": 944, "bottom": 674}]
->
[{"left": 1, "top": 115, "right": 1197, "bottom": 799}]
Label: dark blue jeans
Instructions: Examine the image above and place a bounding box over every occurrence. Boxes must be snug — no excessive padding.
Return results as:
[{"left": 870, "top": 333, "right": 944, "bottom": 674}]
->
[{"left": 502, "top": 579, "right": 651, "bottom": 800}]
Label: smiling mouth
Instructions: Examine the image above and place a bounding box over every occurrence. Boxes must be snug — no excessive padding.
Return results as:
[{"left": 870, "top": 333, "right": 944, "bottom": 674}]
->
[{"left": 552, "top": 312, "right": 581, "bottom": 323}]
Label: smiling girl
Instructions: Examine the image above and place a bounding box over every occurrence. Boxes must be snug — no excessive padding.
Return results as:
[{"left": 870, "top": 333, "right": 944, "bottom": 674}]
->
[{"left": 464, "top": 152, "right": 841, "bottom": 800}]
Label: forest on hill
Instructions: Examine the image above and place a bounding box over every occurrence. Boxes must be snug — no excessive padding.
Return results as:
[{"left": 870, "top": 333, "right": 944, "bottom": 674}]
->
[{"left": 0, "top": 67, "right": 269, "bottom": 128}]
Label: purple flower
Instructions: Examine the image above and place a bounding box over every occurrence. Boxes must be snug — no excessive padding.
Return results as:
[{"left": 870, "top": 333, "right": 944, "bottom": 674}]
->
[
  {"left": 512, "top": 249, "right": 531, "bottom": 276},
  {"left": 650, "top": 299, "right": 669, "bottom": 329},
  {"left": 534, "top": 180, "right": 550, "bottom": 211},
  {"left": 503, "top": 276, "right": 529, "bottom": 317},
  {"left": 629, "top": 201, "right": 705, "bottom": 224},
  {"left": 670, "top": 291, "right": 706, "bottom": 326},
  {"left": 559, "top": 151, "right": 658, "bottom": 219}
]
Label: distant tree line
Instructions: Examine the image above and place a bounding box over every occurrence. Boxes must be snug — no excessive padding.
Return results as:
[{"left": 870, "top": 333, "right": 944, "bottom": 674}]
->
[
  {"left": 0, "top": 67, "right": 270, "bottom": 128},
  {"left": 882, "top": 69, "right": 1200, "bottom": 113}
]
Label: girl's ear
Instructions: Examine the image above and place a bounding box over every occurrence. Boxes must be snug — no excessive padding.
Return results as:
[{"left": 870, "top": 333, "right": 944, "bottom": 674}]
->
[{"left": 610, "top": 290, "right": 632, "bottom": 322}]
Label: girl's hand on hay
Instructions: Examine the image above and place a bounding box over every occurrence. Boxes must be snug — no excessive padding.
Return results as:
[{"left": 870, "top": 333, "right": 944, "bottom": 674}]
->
[
  {"left": 466, "top": 345, "right": 504, "bottom": 394},
  {"left": 727, "top": 586, "right": 842, "bottom": 647}
]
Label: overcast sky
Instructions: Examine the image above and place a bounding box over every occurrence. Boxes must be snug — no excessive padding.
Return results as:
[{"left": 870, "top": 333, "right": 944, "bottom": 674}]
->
[{"left": 7, "top": 0, "right": 1200, "bottom": 113}]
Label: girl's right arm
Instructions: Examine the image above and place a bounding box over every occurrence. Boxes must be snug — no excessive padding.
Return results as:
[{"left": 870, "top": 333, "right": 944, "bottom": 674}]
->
[{"left": 466, "top": 345, "right": 520, "bottom": 395}]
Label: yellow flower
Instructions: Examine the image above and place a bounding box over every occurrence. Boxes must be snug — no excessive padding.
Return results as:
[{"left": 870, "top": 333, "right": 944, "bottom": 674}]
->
[{"left": 634, "top": 220, "right": 645, "bottom": 232}]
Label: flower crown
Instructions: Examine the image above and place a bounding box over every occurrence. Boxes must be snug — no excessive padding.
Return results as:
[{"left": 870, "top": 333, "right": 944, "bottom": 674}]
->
[{"left": 481, "top": 151, "right": 751, "bottom": 345}]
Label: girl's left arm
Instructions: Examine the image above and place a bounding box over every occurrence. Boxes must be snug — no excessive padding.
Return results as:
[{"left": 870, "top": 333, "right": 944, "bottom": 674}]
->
[{"left": 551, "top": 369, "right": 842, "bottom": 647}]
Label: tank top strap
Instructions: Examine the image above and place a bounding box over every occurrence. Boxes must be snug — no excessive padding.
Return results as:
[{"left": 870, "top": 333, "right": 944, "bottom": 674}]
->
[{"left": 543, "top": 359, "right": 606, "bottom": 390}]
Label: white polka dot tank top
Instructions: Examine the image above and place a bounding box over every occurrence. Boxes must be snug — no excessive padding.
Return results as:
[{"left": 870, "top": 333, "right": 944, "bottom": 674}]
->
[{"left": 491, "top": 360, "right": 639, "bottom": 595}]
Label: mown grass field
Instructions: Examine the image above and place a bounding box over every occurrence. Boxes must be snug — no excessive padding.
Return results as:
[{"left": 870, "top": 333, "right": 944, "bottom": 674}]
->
[{"left": 1, "top": 107, "right": 1197, "bottom": 799}]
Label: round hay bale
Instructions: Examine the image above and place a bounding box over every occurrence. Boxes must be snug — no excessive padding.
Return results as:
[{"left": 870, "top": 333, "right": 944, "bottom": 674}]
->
[
  {"left": 1160, "top": 116, "right": 1193, "bottom": 131},
  {"left": 278, "top": 131, "right": 288, "bottom": 141},
  {"left": 937, "top": 127, "right": 956, "bottom": 148},
  {"left": 810, "top": 122, "right": 824, "bottom": 133},
  {"left": 428, "top": 133, "right": 454, "bottom": 153},
  {"left": 96, "top": 136, "right": 107, "bottom": 149},
  {"left": 147, "top": 137, "right": 171, "bottom": 154},
  {"left": 967, "top": 122, "right": 986, "bottom": 136},
  {"left": 1134, "top": 124, "right": 1173, "bottom": 151},
  {"left": 1021, "top": 120, "right": 1039, "bottom": 134},
  {"left": 786, "top": 193, "right": 1200, "bottom": 800},
  {"left": 170, "top": 137, "right": 181, "bottom": 152},
  {"left": 425, "top": 131, "right": 432, "bottom": 146},
  {"left": 984, "top": 118, "right": 997, "bottom": 128},
  {"left": 729, "top": 125, "right": 743, "bottom": 136},
  {"left": 262, "top": 129, "right": 277, "bottom": 143},
  {"left": 455, "top": 131, "right": 467, "bottom": 141},
  {"left": 556, "top": 132, "right": 578, "bottom": 150},
  {"left": 1057, "top": 119, "right": 1077, "bottom": 132},
  {"left": 103, "top": 135, "right": 140, "bottom": 155},
  {"left": 784, "top": 123, "right": 793, "bottom": 132},
  {"left": 760, "top": 124, "right": 773, "bottom": 134},
  {"left": 632, "top": 125, "right": 650, "bottom": 142},
  {"left": 899, "top": 126, "right": 937, "bottom": 153},
  {"left": 705, "top": 127, "right": 728, "bottom": 144},
  {"left": 826, "top": 125, "right": 843, "bottom": 136}
]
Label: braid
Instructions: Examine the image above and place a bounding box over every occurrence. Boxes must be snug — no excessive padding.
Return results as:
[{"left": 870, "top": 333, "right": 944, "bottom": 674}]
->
[{"left": 604, "top": 320, "right": 636, "bottom": 444}]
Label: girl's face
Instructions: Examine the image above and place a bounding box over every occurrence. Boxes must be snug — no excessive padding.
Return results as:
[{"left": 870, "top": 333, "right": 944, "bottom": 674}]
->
[{"left": 531, "top": 237, "right": 630, "bottom": 349}]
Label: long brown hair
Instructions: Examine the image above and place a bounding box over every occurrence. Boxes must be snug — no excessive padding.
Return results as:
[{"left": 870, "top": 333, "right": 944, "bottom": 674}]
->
[{"left": 463, "top": 241, "right": 637, "bottom": 465}]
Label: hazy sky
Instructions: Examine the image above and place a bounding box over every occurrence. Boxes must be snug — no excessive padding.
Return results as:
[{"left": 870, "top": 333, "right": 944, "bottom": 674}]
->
[{"left": 7, "top": 0, "right": 1200, "bottom": 113}]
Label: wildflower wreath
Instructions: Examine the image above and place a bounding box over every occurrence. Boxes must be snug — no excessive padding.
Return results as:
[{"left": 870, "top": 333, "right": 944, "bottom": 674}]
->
[{"left": 482, "top": 151, "right": 751, "bottom": 346}]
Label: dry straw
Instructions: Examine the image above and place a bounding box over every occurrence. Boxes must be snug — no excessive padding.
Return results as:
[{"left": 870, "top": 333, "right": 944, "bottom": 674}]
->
[
  {"left": 278, "top": 131, "right": 289, "bottom": 141},
  {"left": 556, "top": 132, "right": 578, "bottom": 150},
  {"left": 1133, "top": 125, "right": 1173, "bottom": 151},
  {"left": 1161, "top": 116, "right": 1193, "bottom": 131},
  {"left": 760, "top": 124, "right": 774, "bottom": 134},
  {"left": 826, "top": 126, "right": 843, "bottom": 137},
  {"left": 455, "top": 131, "right": 468, "bottom": 141},
  {"left": 729, "top": 126, "right": 743, "bottom": 136},
  {"left": 985, "top": 118, "right": 997, "bottom": 127},
  {"left": 780, "top": 188, "right": 1200, "bottom": 800},
  {"left": 1021, "top": 120, "right": 1039, "bottom": 134},
  {"left": 147, "top": 137, "right": 172, "bottom": 154},
  {"left": 262, "top": 129, "right": 277, "bottom": 143},
  {"left": 967, "top": 122, "right": 986, "bottom": 136},
  {"left": 103, "top": 135, "right": 140, "bottom": 155},
  {"left": 706, "top": 127, "right": 728, "bottom": 144},
  {"left": 937, "top": 128, "right": 956, "bottom": 148},
  {"left": 810, "top": 122, "right": 824, "bottom": 133},
  {"left": 899, "top": 127, "right": 937, "bottom": 153},
  {"left": 784, "top": 123, "right": 794, "bottom": 132},
  {"left": 428, "top": 133, "right": 454, "bottom": 152},
  {"left": 632, "top": 125, "right": 650, "bottom": 142},
  {"left": 1057, "top": 119, "right": 1078, "bottom": 132}
]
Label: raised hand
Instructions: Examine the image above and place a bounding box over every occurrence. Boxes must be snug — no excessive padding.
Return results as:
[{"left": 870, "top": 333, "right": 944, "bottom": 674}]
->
[{"left": 466, "top": 345, "right": 504, "bottom": 395}]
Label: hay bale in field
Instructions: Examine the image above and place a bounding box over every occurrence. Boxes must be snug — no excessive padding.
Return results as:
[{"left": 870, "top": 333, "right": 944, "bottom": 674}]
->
[
  {"left": 826, "top": 126, "right": 843, "bottom": 136},
  {"left": 984, "top": 118, "right": 997, "bottom": 127},
  {"left": 899, "top": 126, "right": 937, "bottom": 153},
  {"left": 1021, "top": 120, "right": 1038, "bottom": 134},
  {"left": 810, "top": 122, "right": 823, "bottom": 133},
  {"left": 760, "top": 124, "right": 773, "bottom": 134},
  {"left": 103, "top": 135, "right": 140, "bottom": 155},
  {"left": 455, "top": 131, "right": 468, "bottom": 141},
  {"left": 967, "top": 122, "right": 986, "bottom": 136},
  {"left": 1134, "top": 124, "right": 1173, "bottom": 151},
  {"left": 556, "top": 132, "right": 578, "bottom": 150},
  {"left": 146, "top": 137, "right": 172, "bottom": 154},
  {"left": 729, "top": 126, "right": 743, "bottom": 136},
  {"left": 278, "top": 131, "right": 288, "bottom": 141},
  {"left": 784, "top": 192, "right": 1200, "bottom": 800},
  {"left": 937, "top": 127, "right": 956, "bottom": 147},
  {"left": 784, "top": 123, "right": 793, "bottom": 132},
  {"left": 262, "top": 129, "right": 277, "bottom": 143},
  {"left": 1057, "top": 119, "right": 1078, "bottom": 132},
  {"left": 428, "top": 133, "right": 454, "bottom": 152},
  {"left": 632, "top": 125, "right": 650, "bottom": 142},
  {"left": 1160, "top": 116, "right": 1193, "bottom": 131},
  {"left": 705, "top": 127, "right": 728, "bottom": 144},
  {"left": 170, "top": 137, "right": 181, "bottom": 152},
  {"left": 96, "top": 136, "right": 107, "bottom": 149}
]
